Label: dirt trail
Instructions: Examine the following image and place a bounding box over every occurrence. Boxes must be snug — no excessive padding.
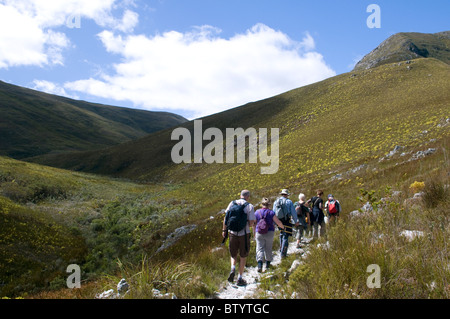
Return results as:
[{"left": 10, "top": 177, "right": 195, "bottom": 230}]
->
[{"left": 215, "top": 236, "right": 313, "bottom": 299}]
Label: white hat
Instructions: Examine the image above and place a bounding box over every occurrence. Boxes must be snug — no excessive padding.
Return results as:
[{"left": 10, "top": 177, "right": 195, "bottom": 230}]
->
[{"left": 280, "top": 189, "right": 290, "bottom": 195}]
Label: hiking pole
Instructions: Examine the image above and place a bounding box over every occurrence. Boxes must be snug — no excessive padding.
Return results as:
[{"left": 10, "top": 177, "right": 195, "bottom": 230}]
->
[{"left": 279, "top": 225, "right": 293, "bottom": 235}]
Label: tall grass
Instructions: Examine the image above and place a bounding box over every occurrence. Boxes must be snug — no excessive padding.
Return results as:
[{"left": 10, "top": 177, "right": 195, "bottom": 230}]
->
[
  {"left": 0, "top": 196, "right": 87, "bottom": 297},
  {"left": 284, "top": 177, "right": 449, "bottom": 299},
  {"left": 100, "top": 257, "right": 215, "bottom": 299}
]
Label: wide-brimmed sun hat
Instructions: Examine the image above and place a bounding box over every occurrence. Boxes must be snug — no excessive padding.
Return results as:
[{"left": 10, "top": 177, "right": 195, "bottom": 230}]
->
[{"left": 280, "top": 189, "right": 290, "bottom": 195}]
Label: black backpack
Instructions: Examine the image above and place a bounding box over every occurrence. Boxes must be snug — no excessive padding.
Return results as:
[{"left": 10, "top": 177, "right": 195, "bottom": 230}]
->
[{"left": 224, "top": 201, "right": 249, "bottom": 232}]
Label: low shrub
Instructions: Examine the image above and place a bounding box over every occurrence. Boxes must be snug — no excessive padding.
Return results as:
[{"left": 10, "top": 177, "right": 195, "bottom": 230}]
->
[{"left": 422, "top": 176, "right": 449, "bottom": 208}]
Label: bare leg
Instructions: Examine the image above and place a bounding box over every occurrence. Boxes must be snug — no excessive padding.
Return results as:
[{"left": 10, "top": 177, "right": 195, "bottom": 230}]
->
[
  {"left": 230, "top": 256, "right": 237, "bottom": 268},
  {"left": 239, "top": 257, "right": 246, "bottom": 276}
]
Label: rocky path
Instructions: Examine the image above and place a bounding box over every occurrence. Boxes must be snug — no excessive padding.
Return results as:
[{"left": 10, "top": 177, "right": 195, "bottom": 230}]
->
[{"left": 215, "top": 236, "right": 313, "bottom": 299}]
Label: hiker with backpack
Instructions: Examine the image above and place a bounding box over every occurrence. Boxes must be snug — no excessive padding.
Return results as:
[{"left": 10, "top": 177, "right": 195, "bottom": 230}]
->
[
  {"left": 324, "top": 194, "right": 341, "bottom": 224},
  {"left": 294, "top": 193, "right": 311, "bottom": 248},
  {"left": 254, "top": 198, "right": 286, "bottom": 273},
  {"left": 306, "top": 189, "right": 326, "bottom": 240},
  {"left": 273, "top": 189, "right": 299, "bottom": 258},
  {"left": 222, "top": 190, "right": 256, "bottom": 286}
]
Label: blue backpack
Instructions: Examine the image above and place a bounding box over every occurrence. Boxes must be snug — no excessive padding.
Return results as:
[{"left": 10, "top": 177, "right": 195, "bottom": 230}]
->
[{"left": 274, "top": 197, "right": 289, "bottom": 220}]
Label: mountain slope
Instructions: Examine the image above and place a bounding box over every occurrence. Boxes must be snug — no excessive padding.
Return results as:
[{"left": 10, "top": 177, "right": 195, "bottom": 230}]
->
[
  {"left": 34, "top": 57, "right": 450, "bottom": 186},
  {"left": 0, "top": 80, "right": 187, "bottom": 159},
  {"left": 31, "top": 31, "right": 450, "bottom": 182},
  {"left": 354, "top": 31, "right": 450, "bottom": 71}
]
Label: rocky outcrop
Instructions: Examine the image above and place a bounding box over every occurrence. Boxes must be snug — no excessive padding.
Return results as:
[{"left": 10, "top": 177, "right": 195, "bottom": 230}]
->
[
  {"left": 156, "top": 225, "right": 198, "bottom": 254},
  {"left": 96, "top": 278, "right": 130, "bottom": 299},
  {"left": 354, "top": 31, "right": 450, "bottom": 71},
  {"left": 96, "top": 278, "right": 177, "bottom": 299}
]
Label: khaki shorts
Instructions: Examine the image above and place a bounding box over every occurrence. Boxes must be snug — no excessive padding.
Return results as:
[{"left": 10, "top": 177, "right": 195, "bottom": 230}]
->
[{"left": 229, "top": 233, "right": 251, "bottom": 258}]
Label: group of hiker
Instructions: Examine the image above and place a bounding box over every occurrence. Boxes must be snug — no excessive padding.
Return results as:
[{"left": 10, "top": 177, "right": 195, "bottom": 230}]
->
[{"left": 222, "top": 189, "right": 341, "bottom": 286}]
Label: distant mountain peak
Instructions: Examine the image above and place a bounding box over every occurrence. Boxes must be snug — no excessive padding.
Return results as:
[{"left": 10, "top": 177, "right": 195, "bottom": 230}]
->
[{"left": 354, "top": 31, "right": 450, "bottom": 71}]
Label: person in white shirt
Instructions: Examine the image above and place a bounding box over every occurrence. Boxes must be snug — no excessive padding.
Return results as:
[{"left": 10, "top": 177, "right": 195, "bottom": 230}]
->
[{"left": 222, "top": 190, "right": 256, "bottom": 286}]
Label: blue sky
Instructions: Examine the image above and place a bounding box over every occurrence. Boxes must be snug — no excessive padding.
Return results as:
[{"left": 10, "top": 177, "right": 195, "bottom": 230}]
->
[{"left": 0, "top": 0, "right": 448, "bottom": 119}]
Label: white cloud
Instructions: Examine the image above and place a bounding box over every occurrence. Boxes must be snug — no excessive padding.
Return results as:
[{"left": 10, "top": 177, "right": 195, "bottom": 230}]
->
[
  {"left": 65, "top": 24, "right": 336, "bottom": 119},
  {"left": 0, "top": 4, "right": 47, "bottom": 68},
  {"left": 299, "top": 32, "right": 316, "bottom": 51},
  {"left": 32, "top": 79, "right": 79, "bottom": 99},
  {"left": 0, "top": 2, "right": 335, "bottom": 119},
  {"left": 44, "top": 30, "right": 71, "bottom": 66},
  {"left": 116, "top": 9, "right": 139, "bottom": 33},
  {"left": 0, "top": 0, "right": 138, "bottom": 69}
]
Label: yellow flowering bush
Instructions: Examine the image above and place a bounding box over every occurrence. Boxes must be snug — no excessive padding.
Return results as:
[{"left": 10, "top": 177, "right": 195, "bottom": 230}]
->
[{"left": 409, "top": 181, "right": 426, "bottom": 194}]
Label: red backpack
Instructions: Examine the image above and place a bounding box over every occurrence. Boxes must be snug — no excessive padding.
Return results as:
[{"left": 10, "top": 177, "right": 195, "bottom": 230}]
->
[{"left": 328, "top": 200, "right": 338, "bottom": 214}]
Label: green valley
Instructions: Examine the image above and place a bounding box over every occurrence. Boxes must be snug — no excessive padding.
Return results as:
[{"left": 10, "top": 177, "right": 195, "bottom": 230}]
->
[
  {"left": 1, "top": 31, "right": 449, "bottom": 299},
  {"left": 0, "top": 80, "right": 187, "bottom": 159}
]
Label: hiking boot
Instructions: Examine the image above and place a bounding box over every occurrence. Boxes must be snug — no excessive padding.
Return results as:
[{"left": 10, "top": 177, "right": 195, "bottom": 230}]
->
[
  {"left": 265, "top": 261, "right": 272, "bottom": 271},
  {"left": 236, "top": 278, "right": 247, "bottom": 286},
  {"left": 257, "top": 261, "right": 263, "bottom": 273},
  {"left": 227, "top": 270, "right": 235, "bottom": 283}
]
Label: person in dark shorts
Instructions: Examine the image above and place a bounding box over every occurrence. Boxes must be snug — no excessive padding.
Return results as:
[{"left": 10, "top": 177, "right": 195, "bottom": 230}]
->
[{"left": 222, "top": 190, "right": 256, "bottom": 286}]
